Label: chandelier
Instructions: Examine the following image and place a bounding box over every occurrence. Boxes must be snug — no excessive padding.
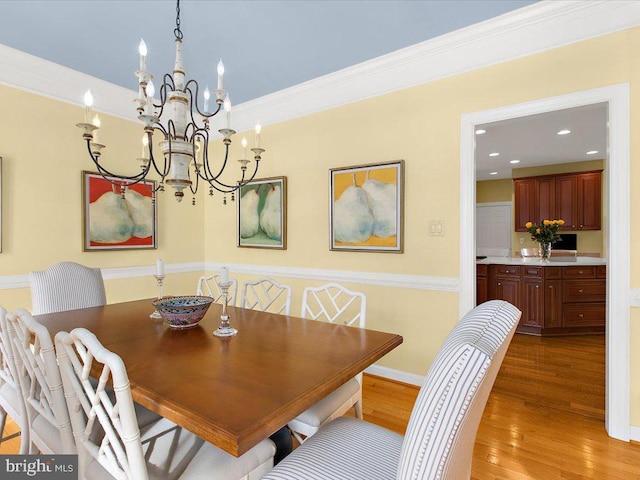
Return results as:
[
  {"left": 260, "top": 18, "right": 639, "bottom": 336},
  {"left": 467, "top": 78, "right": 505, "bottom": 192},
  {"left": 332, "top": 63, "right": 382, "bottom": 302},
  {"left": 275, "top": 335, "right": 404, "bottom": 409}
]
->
[{"left": 76, "top": 0, "right": 264, "bottom": 204}]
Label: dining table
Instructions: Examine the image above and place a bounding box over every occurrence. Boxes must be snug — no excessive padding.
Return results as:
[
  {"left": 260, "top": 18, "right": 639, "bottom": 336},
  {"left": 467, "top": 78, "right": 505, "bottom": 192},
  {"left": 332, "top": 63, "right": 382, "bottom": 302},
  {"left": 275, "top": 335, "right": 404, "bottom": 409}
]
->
[{"left": 34, "top": 298, "right": 403, "bottom": 457}]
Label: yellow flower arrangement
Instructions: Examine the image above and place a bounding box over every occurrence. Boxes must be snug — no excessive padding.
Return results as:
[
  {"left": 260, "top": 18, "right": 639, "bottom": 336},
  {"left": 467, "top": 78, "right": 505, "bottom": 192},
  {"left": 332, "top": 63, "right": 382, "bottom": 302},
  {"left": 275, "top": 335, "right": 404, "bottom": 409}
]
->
[{"left": 526, "top": 219, "right": 564, "bottom": 244}]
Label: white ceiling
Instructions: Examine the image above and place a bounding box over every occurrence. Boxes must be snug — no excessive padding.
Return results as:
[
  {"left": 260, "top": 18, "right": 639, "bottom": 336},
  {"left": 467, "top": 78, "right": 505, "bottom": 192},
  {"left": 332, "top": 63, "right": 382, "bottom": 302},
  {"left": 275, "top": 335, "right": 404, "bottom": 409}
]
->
[{"left": 475, "top": 103, "right": 607, "bottom": 181}]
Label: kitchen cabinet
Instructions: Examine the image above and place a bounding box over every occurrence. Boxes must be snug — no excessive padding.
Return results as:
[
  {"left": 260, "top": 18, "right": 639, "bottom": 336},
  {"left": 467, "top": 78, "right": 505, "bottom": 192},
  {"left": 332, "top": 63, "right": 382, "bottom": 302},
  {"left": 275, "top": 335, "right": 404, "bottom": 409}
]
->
[
  {"left": 514, "top": 170, "right": 602, "bottom": 231},
  {"left": 479, "top": 262, "right": 605, "bottom": 335}
]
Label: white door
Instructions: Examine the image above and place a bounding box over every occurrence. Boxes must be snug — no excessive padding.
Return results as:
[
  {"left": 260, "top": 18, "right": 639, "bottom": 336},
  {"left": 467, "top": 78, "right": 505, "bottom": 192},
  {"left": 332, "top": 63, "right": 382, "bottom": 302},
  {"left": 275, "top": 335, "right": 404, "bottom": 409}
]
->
[{"left": 476, "top": 202, "right": 511, "bottom": 257}]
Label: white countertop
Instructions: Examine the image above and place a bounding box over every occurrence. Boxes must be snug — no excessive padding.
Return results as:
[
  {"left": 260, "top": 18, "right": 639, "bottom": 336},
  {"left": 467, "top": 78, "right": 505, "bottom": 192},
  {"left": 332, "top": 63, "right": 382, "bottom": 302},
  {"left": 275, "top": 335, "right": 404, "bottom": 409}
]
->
[{"left": 476, "top": 256, "right": 606, "bottom": 266}]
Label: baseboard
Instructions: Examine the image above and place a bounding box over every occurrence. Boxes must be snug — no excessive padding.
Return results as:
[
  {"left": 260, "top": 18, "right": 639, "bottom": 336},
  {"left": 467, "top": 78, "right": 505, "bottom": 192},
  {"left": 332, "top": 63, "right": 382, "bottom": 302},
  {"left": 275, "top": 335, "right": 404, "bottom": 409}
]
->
[
  {"left": 630, "top": 425, "right": 640, "bottom": 442},
  {"left": 364, "top": 364, "right": 424, "bottom": 387}
]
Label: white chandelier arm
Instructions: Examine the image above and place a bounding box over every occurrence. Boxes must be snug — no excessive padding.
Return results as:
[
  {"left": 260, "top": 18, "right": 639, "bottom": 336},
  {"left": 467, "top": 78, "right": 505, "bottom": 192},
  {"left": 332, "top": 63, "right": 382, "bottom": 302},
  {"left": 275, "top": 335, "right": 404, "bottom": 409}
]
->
[{"left": 185, "top": 80, "right": 223, "bottom": 119}]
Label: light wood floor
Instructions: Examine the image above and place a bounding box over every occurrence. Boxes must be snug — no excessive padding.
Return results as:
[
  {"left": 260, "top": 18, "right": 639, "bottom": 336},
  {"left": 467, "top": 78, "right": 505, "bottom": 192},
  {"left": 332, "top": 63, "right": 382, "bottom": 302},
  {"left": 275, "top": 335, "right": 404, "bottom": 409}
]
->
[{"left": 2, "top": 334, "right": 639, "bottom": 479}]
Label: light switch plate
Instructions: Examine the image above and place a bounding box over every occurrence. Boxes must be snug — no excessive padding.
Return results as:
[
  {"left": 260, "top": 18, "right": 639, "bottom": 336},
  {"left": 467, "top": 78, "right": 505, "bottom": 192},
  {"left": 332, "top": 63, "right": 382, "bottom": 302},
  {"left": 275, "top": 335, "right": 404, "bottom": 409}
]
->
[{"left": 429, "top": 220, "right": 445, "bottom": 237}]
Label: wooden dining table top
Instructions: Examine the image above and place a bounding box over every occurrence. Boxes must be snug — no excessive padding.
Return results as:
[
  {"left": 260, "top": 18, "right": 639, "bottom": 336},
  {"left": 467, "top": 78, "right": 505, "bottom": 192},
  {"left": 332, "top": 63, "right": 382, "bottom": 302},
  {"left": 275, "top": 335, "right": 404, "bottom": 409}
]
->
[{"left": 35, "top": 298, "right": 403, "bottom": 457}]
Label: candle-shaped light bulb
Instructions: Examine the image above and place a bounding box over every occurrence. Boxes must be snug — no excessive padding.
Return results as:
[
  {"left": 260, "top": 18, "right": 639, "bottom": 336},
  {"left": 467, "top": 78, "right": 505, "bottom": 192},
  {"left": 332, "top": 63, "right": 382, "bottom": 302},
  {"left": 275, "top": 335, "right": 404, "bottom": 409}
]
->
[
  {"left": 92, "top": 114, "right": 101, "bottom": 143},
  {"left": 203, "top": 86, "right": 210, "bottom": 112},
  {"left": 220, "top": 266, "right": 229, "bottom": 285},
  {"left": 83, "top": 89, "right": 93, "bottom": 123},
  {"left": 255, "top": 123, "right": 262, "bottom": 149},
  {"left": 217, "top": 59, "right": 224, "bottom": 90},
  {"left": 139, "top": 39, "right": 147, "bottom": 71},
  {"left": 242, "top": 137, "right": 248, "bottom": 158},
  {"left": 141, "top": 134, "right": 149, "bottom": 157},
  {"left": 223, "top": 96, "right": 231, "bottom": 129},
  {"left": 146, "top": 80, "right": 155, "bottom": 98},
  {"left": 156, "top": 258, "right": 164, "bottom": 277}
]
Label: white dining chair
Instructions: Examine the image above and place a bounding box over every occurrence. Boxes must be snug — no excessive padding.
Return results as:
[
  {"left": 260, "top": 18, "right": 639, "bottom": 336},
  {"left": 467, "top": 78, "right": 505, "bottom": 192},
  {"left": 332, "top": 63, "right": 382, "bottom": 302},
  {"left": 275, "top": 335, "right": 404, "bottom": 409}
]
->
[
  {"left": 29, "top": 261, "right": 107, "bottom": 314},
  {"left": 288, "top": 283, "right": 367, "bottom": 443},
  {"left": 197, "top": 274, "right": 238, "bottom": 306},
  {"left": 240, "top": 277, "right": 292, "bottom": 315},
  {"left": 0, "top": 306, "right": 29, "bottom": 454},
  {"left": 55, "top": 328, "right": 275, "bottom": 480},
  {"left": 5, "top": 308, "right": 75, "bottom": 454},
  {"left": 263, "top": 300, "right": 521, "bottom": 480}
]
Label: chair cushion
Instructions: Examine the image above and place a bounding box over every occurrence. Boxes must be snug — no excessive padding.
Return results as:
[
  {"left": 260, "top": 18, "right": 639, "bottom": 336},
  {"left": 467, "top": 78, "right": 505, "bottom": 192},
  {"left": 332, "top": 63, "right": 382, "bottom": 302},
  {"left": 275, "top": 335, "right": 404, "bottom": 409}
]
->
[
  {"left": 292, "top": 378, "right": 360, "bottom": 428},
  {"left": 0, "top": 382, "right": 22, "bottom": 419},
  {"left": 31, "top": 413, "right": 61, "bottom": 452},
  {"left": 263, "top": 417, "right": 403, "bottom": 480}
]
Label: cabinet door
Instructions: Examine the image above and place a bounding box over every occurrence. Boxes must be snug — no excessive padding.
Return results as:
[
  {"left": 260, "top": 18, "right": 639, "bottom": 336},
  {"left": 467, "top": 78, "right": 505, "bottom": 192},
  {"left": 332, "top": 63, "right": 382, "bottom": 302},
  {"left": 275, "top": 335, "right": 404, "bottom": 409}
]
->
[
  {"left": 555, "top": 175, "right": 578, "bottom": 230},
  {"left": 577, "top": 172, "right": 602, "bottom": 230},
  {"left": 514, "top": 178, "right": 536, "bottom": 231},
  {"left": 544, "top": 279, "right": 563, "bottom": 328},
  {"left": 521, "top": 279, "right": 544, "bottom": 327},
  {"left": 476, "top": 277, "right": 488, "bottom": 306},
  {"left": 536, "top": 177, "right": 556, "bottom": 223},
  {"left": 493, "top": 279, "right": 520, "bottom": 307}
]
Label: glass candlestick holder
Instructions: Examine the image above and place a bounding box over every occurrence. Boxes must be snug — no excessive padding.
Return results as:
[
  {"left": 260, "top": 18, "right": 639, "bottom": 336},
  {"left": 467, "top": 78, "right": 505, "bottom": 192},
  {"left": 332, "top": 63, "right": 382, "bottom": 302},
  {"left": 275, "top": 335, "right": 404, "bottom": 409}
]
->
[
  {"left": 150, "top": 274, "right": 165, "bottom": 319},
  {"left": 213, "top": 282, "right": 237, "bottom": 337}
]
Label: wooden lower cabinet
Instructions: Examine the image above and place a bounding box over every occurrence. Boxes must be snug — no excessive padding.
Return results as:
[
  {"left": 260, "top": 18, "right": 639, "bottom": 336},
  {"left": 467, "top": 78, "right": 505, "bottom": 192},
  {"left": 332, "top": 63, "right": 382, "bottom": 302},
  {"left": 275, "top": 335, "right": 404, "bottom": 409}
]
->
[{"left": 477, "top": 263, "right": 605, "bottom": 335}]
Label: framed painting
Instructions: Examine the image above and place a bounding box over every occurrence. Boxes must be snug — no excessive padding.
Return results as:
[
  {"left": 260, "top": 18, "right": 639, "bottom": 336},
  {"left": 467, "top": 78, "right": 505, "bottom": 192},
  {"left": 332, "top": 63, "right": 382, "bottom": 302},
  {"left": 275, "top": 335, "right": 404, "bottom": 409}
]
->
[
  {"left": 82, "top": 171, "right": 157, "bottom": 251},
  {"left": 329, "top": 160, "right": 404, "bottom": 253},
  {"left": 237, "top": 176, "right": 287, "bottom": 249}
]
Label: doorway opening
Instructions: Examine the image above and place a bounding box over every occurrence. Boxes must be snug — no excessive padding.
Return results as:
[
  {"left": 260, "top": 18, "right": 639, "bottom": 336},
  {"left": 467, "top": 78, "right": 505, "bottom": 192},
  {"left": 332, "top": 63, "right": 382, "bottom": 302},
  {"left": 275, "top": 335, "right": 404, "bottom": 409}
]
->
[{"left": 460, "top": 84, "right": 631, "bottom": 440}]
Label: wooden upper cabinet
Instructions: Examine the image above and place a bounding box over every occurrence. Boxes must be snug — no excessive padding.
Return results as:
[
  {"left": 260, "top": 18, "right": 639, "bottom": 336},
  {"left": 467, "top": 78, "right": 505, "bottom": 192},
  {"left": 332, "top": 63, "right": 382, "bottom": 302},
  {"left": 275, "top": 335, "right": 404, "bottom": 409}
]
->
[
  {"left": 514, "top": 170, "right": 602, "bottom": 232},
  {"left": 577, "top": 172, "right": 602, "bottom": 230},
  {"left": 555, "top": 175, "right": 578, "bottom": 230},
  {"left": 514, "top": 178, "right": 537, "bottom": 231}
]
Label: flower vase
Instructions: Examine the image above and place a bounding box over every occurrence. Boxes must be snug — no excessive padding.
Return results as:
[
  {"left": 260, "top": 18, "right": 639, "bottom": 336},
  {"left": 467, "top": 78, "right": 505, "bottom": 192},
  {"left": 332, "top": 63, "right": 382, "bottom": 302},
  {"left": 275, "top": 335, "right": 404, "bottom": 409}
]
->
[{"left": 539, "top": 242, "right": 552, "bottom": 261}]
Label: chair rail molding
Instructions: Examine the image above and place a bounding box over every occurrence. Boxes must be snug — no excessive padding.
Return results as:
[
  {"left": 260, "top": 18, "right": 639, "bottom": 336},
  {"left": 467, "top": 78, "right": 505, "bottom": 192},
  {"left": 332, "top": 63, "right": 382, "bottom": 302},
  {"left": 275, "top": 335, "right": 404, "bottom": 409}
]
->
[{"left": 1, "top": 2, "right": 639, "bottom": 133}]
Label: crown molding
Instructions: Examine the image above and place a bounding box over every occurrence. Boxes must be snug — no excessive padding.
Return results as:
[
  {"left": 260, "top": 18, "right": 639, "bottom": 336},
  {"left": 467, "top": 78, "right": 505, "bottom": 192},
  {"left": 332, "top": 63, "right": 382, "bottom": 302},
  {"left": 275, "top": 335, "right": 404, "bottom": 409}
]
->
[{"left": 1, "top": 1, "right": 639, "bottom": 131}]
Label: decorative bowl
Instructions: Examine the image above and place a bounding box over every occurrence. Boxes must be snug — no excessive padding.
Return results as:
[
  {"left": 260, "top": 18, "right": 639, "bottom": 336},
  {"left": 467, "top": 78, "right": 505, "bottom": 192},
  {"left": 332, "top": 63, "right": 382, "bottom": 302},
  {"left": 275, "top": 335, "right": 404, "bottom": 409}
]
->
[{"left": 151, "top": 295, "right": 214, "bottom": 329}]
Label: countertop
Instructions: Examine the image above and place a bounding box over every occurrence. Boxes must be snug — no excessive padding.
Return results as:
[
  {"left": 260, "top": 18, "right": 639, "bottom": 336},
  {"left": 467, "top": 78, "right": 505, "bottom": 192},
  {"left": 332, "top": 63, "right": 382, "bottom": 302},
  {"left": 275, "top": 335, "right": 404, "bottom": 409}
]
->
[{"left": 476, "top": 256, "right": 606, "bottom": 267}]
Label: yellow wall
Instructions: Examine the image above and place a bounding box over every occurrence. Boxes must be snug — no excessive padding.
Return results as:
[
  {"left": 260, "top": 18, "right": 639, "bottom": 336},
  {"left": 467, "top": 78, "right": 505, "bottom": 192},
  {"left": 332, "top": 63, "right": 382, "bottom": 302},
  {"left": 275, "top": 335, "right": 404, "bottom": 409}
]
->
[
  {"left": 0, "top": 86, "right": 205, "bottom": 311},
  {"left": 204, "top": 28, "right": 640, "bottom": 420},
  {"left": 477, "top": 160, "right": 606, "bottom": 256}
]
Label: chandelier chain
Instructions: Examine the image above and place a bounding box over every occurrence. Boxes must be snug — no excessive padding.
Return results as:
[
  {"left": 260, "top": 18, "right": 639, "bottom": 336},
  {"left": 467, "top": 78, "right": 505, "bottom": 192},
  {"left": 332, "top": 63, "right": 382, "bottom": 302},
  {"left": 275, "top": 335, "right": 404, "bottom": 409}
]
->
[{"left": 174, "top": 0, "right": 183, "bottom": 40}]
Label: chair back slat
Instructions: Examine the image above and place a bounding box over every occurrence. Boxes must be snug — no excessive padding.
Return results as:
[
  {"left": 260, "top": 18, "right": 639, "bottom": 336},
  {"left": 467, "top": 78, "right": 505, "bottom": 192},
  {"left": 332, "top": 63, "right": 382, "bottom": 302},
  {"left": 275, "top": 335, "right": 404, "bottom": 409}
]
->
[
  {"left": 301, "top": 283, "right": 366, "bottom": 328},
  {"left": 197, "top": 274, "right": 237, "bottom": 306},
  {"left": 241, "top": 277, "right": 292, "bottom": 315}
]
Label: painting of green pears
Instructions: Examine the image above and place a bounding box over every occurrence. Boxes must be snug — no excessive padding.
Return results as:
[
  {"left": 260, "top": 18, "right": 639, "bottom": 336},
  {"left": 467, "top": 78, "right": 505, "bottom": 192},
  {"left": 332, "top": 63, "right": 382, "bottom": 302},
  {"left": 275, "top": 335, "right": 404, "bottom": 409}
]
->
[
  {"left": 330, "top": 161, "right": 404, "bottom": 253},
  {"left": 237, "top": 177, "right": 287, "bottom": 249}
]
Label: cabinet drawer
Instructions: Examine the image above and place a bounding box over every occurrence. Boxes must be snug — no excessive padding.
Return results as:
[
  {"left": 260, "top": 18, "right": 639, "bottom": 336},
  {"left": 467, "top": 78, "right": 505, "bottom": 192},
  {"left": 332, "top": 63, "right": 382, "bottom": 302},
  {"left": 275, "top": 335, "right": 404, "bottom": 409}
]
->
[
  {"left": 563, "top": 303, "right": 606, "bottom": 327},
  {"left": 563, "top": 266, "right": 597, "bottom": 279},
  {"left": 544, "top": 267, "right": 562, "bottom": 280},
  {"left": 522, "top": 266, "right": 543, "bottom": 279},
  {"left": 477, "top": 264, "right": 488, "bottom": 277},
  {"left": 494, "top": 265, "right": 521, "bottom": 277},
  {"left": 563, "top": 280, "right": 605, "bottom": 303}
]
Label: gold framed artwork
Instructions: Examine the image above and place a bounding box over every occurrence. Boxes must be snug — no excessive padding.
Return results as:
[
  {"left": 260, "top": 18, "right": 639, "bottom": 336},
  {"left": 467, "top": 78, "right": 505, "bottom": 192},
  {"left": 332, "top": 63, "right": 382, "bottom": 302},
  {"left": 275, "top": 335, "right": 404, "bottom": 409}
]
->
[
  {"left": 82, "top": 171, "right": 157, "bottom": 251},
  {"left": 329, "top": 160, "right": 404, "bottom": 253},
  {"left": 237, "top": 176, "right": 287, "bottom": 249}
]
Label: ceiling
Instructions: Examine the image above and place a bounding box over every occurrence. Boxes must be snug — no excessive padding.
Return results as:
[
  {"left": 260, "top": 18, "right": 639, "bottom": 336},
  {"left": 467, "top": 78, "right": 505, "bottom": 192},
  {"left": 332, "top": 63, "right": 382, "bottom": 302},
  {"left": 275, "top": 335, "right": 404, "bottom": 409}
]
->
[
  {"left": 475, "top": 103, "right": 608, "bottom": 181},
  {"left": 1, "top": 1, "right": 604, "bottom": 173},
  {"left": 0, "top": 0, "right": 536, "bottom": 105}
]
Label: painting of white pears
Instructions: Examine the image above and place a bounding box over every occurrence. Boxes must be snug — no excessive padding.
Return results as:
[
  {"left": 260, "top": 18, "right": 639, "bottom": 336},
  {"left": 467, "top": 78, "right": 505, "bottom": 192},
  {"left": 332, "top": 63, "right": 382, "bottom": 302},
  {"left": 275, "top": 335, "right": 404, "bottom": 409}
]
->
[
  {"left": 82, "top": 171, "right": 157, "bottom": 251},
  {"left": 330, "top": 161, "right": 404, "bottom": 253},
  {"left": 237, "top": 177, "right": 287, "bottom": 249}
]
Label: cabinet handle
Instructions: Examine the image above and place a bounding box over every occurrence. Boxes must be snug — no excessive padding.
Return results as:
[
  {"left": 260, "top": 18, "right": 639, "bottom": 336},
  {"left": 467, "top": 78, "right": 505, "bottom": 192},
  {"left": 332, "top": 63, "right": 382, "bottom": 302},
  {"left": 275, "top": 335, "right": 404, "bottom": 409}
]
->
[
  {"left": 505, "top": 270, "right": 510, "bottom": 274},
  {"left": 578, "top": 313, "right": 584, "bottom": 318},
  {"left": 536, "top": 285, "right": 539, "bottom": 288},
  {"left": 572, "top": 225, "right": 576, "bottom": 229},
  {"left": 578, "top": 271, "right": 584, "bottom": 274},
  {"left": 548, "top": 285, "right": 553, "bottom": 289},
  {"left": 578, "top": 289, "right": 584, "bottom": 293},
  {"left": 580, "top": 224, "right": 583, "bottom": 228},
  {"left": 497, "top": 282, "right": 502, "bottom": 286}
]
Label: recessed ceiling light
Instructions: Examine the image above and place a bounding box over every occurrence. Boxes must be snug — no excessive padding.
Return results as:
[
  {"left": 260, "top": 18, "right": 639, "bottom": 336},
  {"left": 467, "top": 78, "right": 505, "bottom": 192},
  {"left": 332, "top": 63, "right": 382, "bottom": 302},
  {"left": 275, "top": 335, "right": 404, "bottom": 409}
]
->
[
  {"left": 489, "top": 171, "right": 498, "bottom": 175},
  {"left": 510, "top": 160, "right": 520, "bottom": 164},
  {"left": 489, "top": 152, "right": 500, "bottom": 157},
  {"left": 475, "top": 129, "right": 486, "bottom": 135},
  {"left": 586, "top": 150, "right": 599, "bottom": 155},
  {"left": 557, "top": 129, "right": 571, "bottom": 135}
]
